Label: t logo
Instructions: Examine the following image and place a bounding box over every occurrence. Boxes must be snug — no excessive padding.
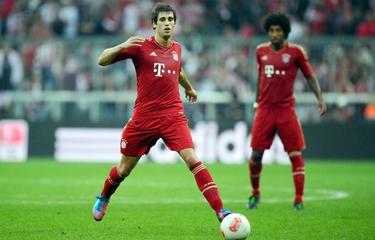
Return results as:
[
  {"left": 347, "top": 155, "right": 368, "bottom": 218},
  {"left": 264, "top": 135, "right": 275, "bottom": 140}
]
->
[
  {"left": 153, "top": 62, "right": 165, "bottom": 77},
  {"left": 265, "top": 65, "right": 274, "bottom": 78}
]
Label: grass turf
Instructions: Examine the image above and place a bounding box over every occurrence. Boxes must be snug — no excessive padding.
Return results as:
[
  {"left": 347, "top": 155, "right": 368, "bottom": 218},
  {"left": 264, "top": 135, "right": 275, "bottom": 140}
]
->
[{"left": 1, "top": 159, "right": 374, "bottom": 239}]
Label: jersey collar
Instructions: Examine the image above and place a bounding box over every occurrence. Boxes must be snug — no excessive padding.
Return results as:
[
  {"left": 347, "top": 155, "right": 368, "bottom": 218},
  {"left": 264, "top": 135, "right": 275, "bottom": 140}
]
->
[
  {"left": 269, "top": 42, "right": 288, "bottom": 53},
  {"left": 151, "top": 36, "right": 175, "bottom": 50}
]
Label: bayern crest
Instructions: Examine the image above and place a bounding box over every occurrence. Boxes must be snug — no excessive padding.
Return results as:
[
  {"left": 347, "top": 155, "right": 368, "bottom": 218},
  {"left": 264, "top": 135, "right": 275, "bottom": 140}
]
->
[
  {"left": 171, "top": 51, "right": 178, "bottom": 61},
  {"left": 282, "top": 54, "right": 290, "bottom": 63},
  {"left": 121, "top": 139, "right": 127, "bottom": 149}
]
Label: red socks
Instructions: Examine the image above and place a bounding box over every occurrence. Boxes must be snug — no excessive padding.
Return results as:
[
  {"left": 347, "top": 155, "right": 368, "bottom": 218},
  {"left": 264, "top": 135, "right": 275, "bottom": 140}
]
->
[
  {"left": 190, "top": 162, "right": 223, "bottom": 213},
  {"left": 249, "top": 158, "right": 262, "bottom": 196},
  {"left": 101, "top": 166, "right": 125, "bottom": 199},
  {"left": 290, "top": 155, "right": 305, "bottom": 203},
  {"left": 100, "top": 163, "right": 224, "bottom": 213},
  {"left": 248, "top": 154, "right": 304, "bottom": 204}
]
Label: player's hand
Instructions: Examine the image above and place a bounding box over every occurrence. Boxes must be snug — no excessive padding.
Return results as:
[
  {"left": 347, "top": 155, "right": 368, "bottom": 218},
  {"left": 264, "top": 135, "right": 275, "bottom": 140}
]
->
[
  {"left": 119, "top": 36, "right": 145, "bottom": 50},
  {"left": 185, "top": 88, "right": 198, "bottom": 103},
  {"left": 317, "top": 99, "right": 327, "bottom": 116}
]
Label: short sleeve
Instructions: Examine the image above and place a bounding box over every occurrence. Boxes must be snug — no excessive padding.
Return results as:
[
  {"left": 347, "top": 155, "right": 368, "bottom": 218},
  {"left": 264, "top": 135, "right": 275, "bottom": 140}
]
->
[
  {"left": 296, "top": 46, "right": 314, "bottom": 78},
  {"left": 178, "top": 44, "right": 182, "bottom": 71},
  {"left": 111, "top": 45, "right": 140, "bottom": 63},
  {"left": 256, "top": 47, "right": 261, "bottom": 76}
]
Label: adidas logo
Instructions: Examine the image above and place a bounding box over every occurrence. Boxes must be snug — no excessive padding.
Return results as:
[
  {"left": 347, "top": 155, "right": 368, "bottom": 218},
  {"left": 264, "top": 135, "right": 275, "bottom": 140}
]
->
[{"left": 150, "top": 51, "right": 157, "bottom": 56}]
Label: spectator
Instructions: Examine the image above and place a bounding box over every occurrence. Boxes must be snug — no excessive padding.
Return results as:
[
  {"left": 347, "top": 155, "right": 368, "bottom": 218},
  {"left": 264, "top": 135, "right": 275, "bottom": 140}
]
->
[
  {"left": 59, "top": 0, "right": 79, "bottom": 38},
  {"left": 0, "top": 0, "right": 14, "bottom": 36},
  {"left": 356, "top": 12, "right": 375, "bottom": 37},
  {"left": 0, "top": 42, "right": 23, "bottom": 91},
  {"left": 121, "top": 0, "right": 140, "bottom": 35}
]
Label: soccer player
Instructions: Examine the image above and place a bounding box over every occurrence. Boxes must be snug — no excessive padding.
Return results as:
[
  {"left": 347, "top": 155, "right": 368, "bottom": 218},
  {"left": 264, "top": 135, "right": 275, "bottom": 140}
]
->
[
  {"left": 92, "top": 3, "right": 231, "bottom": 222},
  {"left": 247, "top": 13, "right": 327, "bottom": 211}
]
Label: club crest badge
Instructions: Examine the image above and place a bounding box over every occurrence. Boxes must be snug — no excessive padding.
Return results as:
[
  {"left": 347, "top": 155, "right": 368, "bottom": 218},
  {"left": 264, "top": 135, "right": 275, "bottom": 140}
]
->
[
  {"left": 261, "top": 55, "right": 268, "bottom": 61},
  {"left": 172, "top": 51, "right": 178, "bottom": 61},
  {"left": 282, "top": 54, "right": 290, "bottom": 63},
  {"left": 121, "top": 139, "right": 128, "bottom": 149}
]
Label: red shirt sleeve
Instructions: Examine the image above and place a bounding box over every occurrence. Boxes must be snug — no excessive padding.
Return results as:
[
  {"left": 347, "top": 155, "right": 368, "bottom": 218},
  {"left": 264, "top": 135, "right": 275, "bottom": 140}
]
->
[
  {"left": 256, "top": 47, "right": 262, "bottom": 77},
  {"left": 296, "top": 46, "right": 314, "bottom": 78},
  {"left": 111, "top": 45, "right": 140, "bottom": 63},
  {"left": 177, "top": 44, "right": 182, "bottom": 72}
]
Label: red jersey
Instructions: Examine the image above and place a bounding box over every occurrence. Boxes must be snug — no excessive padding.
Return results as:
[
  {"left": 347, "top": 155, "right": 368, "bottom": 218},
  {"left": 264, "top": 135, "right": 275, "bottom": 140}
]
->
[
  {"left": 256, "top": 42, "right": 314, "bottom": 108},
  {"left": 112, "top": 36, "right": 183, "bottom": 118}
]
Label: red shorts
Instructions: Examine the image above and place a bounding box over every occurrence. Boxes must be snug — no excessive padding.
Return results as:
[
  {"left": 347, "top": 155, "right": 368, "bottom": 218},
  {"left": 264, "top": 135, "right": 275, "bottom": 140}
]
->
[
  {"left": 250, "top": 107, "right": 305, "bottom": 152},
  {"left": 120, "top": 113, "right": 194, "bottom": 156}
]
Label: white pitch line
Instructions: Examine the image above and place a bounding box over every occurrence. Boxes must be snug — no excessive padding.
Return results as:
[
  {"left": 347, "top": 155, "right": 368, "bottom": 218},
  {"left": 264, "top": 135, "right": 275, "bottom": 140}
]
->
[
  {"left": 0, "top": 178, "right": 192, "bottom": 187},
  {"left": 3, "top": 189, "right": 348, "bottom": 206},
  {"left": 0, "top": 178, "right": 354, "bottom": 194}
]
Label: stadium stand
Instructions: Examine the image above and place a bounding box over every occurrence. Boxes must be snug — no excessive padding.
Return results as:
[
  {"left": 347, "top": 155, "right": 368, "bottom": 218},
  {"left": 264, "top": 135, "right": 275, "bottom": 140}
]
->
[{"left": 0, "top": 0, "right": 374, "bottom": 123}]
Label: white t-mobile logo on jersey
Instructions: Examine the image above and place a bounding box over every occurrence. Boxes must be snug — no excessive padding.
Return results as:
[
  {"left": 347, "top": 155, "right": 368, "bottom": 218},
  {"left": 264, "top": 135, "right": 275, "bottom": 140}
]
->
[
  {"left": 265, "top": 65, "right": 274, "bottom": 77},
  {"left": 265, "top": 64, "right": 286, "bottom": 78},
  {"left": 153, "top": 63, "right": 165, "bottom": 77}
]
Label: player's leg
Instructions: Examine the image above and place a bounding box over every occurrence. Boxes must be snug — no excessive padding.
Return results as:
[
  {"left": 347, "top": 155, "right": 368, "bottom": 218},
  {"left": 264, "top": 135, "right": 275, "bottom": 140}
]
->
[
  {"left": 277, "top": 109, "right": 305, "bottom": 210},
  {"left": 248, "top": 108, "right": 275, "bottom": 209},
  {"left": 93, "top": 155, "right": 141, "bottom": 221},
  {"left": 93, "top": 117, "right": 153, "bottom": 221},
  {"left": 248, "top": 150, "right": 264, "bottom": 209},
  {"left": 179, "top": 148, "right": 231, "bottom": 222},
  {"left": 288, "top": 151, "right": 305, "bottom": 211},
  {"left": 162, "top": 114, "right": 231, "bottom": 221},
  {"left": 99, "top": 154, "right": 141, "bottom": 199}
]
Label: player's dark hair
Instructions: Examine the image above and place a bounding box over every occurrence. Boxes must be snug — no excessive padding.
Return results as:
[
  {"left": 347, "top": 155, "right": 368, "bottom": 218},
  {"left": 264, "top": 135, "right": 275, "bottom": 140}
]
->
[
  {"left": 263, "top": 12, "right": 291, "bottom": 39},
  {"left": 151, "top": 3, "right": 176, "bottom": 29}
]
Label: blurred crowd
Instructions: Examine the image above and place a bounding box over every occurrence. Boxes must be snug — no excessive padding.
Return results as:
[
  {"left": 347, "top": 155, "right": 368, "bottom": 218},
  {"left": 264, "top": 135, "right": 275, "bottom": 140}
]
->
[
  {"left": 1, "top": 0, "right": 375, "bottom": 38},
  {"left": 0, "top": 0, "right": 374, "bottom": 123}
]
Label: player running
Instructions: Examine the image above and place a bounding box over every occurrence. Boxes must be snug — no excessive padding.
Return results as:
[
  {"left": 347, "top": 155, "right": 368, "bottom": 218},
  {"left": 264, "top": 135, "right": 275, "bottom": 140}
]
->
[{"left": 92, "top": 3, "right": 231, "bottom": 222}]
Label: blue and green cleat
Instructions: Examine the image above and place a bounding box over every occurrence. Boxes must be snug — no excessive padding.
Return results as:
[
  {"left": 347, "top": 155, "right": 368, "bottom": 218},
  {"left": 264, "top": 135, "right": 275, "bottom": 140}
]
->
[
  {"left": 92, "top": 195, "right": 109, "bottom": 221},
  {"left": 294, "top": 202, "right": 304, "bottom": 211},
  {"left": 217, "top": 209, "right": 232, "bottom": 222},
  {"left": 247, "top": 195, "right": 260, "bottom": 209}
]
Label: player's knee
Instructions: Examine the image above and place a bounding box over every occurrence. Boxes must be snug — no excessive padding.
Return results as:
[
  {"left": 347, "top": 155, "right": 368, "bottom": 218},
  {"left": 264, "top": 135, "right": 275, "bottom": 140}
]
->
[
  {"left": 288, "top": 151, "right": 302, "bottom": 157},
  {"left": 179, "top": 149, "right": 199, "bottom": 168},
  {"left": 117, "top": 166, "right": 130, "bottom": 177},
  {"left": 251, "top": 150, "right": 264, "bottom": 163},
  {"left": 184, "top": 155, "right": 199, "bottom": 169},
  {"left": 117, "top": 162, "right": 133, "bottom": 177},
  {"left": 118, "top": 155, "right": 140, "bottom": 177}
]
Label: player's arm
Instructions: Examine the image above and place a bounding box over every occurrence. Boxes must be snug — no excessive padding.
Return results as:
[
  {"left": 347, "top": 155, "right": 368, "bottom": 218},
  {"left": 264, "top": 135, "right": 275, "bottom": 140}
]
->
[
  {"left": 298, "top": 46, "right": 327, "bottom": 116},
  {"left": 253, "top": 49, "right": 262, "bottom": 110},
  {"left": 306, "top": 75, "right": 327, "bottom": 116},
  {"left": 253, "top": 74, "right": 260, "bottom": 110},
  {"left": 179, "top": 68, "right": 197, "bottom": 103},
  {"left": 97, "top": 36, "right": 144, "bottom": 66}
]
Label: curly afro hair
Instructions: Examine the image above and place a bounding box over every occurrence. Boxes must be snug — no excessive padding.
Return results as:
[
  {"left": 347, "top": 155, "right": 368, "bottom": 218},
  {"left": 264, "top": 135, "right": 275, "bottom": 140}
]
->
[{"left": 263, "top": 12, "right": 291, "bottom": 39}]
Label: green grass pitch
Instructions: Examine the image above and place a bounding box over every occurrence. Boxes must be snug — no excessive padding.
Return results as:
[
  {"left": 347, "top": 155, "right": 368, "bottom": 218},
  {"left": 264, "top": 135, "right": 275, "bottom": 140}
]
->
[{"left": 1, "top": 159, "right": 375, "bottom": 239}]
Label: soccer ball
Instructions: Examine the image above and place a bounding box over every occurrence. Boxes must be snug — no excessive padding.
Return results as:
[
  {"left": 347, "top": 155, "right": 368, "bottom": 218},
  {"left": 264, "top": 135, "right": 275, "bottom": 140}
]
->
[{"left": 220, "top": 213, "right": 251, "bottom": 240}]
